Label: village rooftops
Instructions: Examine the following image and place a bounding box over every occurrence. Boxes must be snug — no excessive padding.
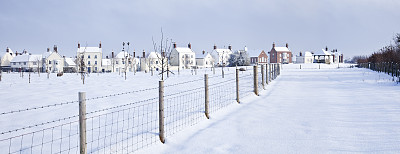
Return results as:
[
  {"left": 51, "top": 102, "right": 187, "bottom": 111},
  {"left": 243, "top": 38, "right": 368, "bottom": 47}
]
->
[
  {"left": 147, "top": 52, "right": 162, "bottom": 59},
  {"left": 11, "top": 54, "right": 42, "bottom": 62},
  {"left": 314, "top": 49, "right": 331, "bottom": 56},
  {"left": 174, "top": 47, "right": 194, "bottom": 53},
  {"left": 65, "top": 58, "right": 76, "bottom": 66},
  {"left": 115, "top": 51, "right": 131, "bottom": 58}
]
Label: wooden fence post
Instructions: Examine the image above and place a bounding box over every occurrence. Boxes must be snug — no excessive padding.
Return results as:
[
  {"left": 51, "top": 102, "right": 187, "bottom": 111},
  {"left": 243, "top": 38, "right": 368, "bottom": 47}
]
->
[
  {"left": 253, "top": 65, "right": 258, "bottom": 96},
  {"left": 261, "top": 64, "right": 265, "bottom": 89},
  {"left": 204, "top": 74, "right": 210, "bottom": 119},
  {"left": 79, "top": 92, "right": 87, "bottom": 154},
  {"left": 159, "top": 81, "right": 165, "bottom": 143},
  {"left": 236, "top": 69, "right": 240, "bottom": 103},
  {"left": 266, "top": 64, "right": 269, "bottom": 85}
]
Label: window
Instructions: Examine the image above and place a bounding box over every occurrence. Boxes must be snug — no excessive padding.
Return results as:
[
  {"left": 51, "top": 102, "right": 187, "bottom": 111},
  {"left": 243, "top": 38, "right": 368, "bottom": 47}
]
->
[
  {"left": 116, "top": 61, "right": 119, "bottom": 64},
  {"left": 95, "top": 61, "right": 97, "bottom": 65},
  {"left": 116, "top": 68, "right": 119, "bottom": 72},
  {"left": 13, "top": 62, "right": 16, "bottom": 65},
  {"left": 55, "top": 62, "right": 58, "bottom": 65},
  {"left": 88, "top": 55, "right": 91, "bottom": 59},
  {"left": 88, "top": 61, "right": 91, "bottom": 65},
  {"left": 95, "top": 67, "right": 97, "bottom": 71},
  {"left": 49, "top": 61, "right": 51, "bottom": 64},
  {"left": 95, "top": 55, "right": 97, "bottom": 59},
  {"left": 156, "top": 61, "right": 158, "bottom": 64},
  {"left": 24, "top": 62, "right": 26, "bottom": 65},
  {"left": 33, "top": 62, "right": 37, "bottom": 65},
  {"left": 191, "top": 55, "right": 193, "bottom": 58},
  {"left": 122, "top": 61, "right": 125, "bottom": 64}
]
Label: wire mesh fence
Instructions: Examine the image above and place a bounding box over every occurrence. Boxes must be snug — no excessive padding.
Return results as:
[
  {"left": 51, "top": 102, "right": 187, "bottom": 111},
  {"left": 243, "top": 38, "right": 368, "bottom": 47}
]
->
[{"left": 0, "top": 65, "right": 282, "bottom": 153}]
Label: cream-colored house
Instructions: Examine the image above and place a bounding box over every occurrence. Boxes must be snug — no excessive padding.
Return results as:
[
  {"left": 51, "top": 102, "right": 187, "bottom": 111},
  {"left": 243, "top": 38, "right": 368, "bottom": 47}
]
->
[
  {"left": 1, "top": 47, "right": 15, "bottom": 71},
  {"left": 170, "top": 43, "right": 196, "bottom": 69},
  {"left": 195, "top": 51, "right": 214, "bottom": 68},
  {"left": 42, "top": 46, "right": 64, "bottom": 73},
  {"left": 76, "top": 42, "right": 103, "bottom": 73},
  {"left": 140, "top": 52, "right": 167, "bottom": 72},
  {"left": 101, "top": 59, "right": 112, "bottom": 72},
  {"left": 210, "top": 45, "right": 233, "bottom": 67}
]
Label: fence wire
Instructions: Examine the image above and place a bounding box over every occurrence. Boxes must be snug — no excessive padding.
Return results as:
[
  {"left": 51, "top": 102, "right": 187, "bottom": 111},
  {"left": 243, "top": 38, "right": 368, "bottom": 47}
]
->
[{"left": 1, "top": 66, "right": 281, "bottom": 153}]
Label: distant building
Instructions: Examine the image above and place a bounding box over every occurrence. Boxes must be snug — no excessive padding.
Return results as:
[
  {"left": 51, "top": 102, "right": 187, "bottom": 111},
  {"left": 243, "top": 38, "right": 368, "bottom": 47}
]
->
[
  {"left": 170, "top": 43, "right": 196, "bottom": 69},
  {"left": 42, "top": 46, "right": 64, "bottom": 73},
  {"left": 314, "top": 47, "right": 333, "bottom": 64},
  {"left": 76, "top": 42, "right": 103, "bottom": 73},
  {"left": 269, "top": 42, "right": 292, "bottom": 64},
  {"left": 296, "top": 51, "right": 314, "bottom": 64},
  {"left": 10, "top": 51, "right": 42, "bottom": 72},
  {"left": 140, "top": 51, "right": 167, "bottom": 72},
  {"left": 1, "top": 47, "right": 15, "bottom": 71},
  {"left": 64, "top": 57, "right": 77, "bottom": 73},
  {"left": 195, "top": 51, "right": 214, "bottom": 68},
  {"left": 210, "top": 44, "right": 233, "bottom": 67}
]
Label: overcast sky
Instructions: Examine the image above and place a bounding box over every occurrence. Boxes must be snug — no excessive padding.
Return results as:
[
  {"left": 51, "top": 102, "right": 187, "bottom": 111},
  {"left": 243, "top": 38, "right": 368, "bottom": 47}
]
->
[{"left": 1, "top": 0, "right": 399, "bottom": 59}]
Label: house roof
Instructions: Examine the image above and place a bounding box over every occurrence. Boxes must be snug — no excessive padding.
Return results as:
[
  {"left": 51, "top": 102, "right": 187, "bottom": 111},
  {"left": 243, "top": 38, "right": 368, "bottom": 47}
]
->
[
  {"left": 101, "top": 59, "right": 111, "bottom": 66},
  {"left": 196, "top": 52, "right": 211, "bottom": 59},
  {"left": 116, "top": 51, "right": 130, "bottom": 58},
  {"left": 77, "top": 47, "right": 102, "bottom": 53},
  {"left": 174, "top": 47, "right": 194, "bottom": 53},
  {"left": 65, "top": 58, "right": 76, "bottom": 66},
  {"left": 304, "top": 51, "right": 313, "bottom": 56},
  {"left": 147, "top": 52, "right": 162, "bottom": 59},
  {"left": 274, "top": 47, "right": 290, "bottom": 52},
  {"left": 42, "top": 51, "right": 52, "bottom": 58},
  {"left": 11, "top": 54, "right": 42, "bottom": 62},
  {"left": 314, "top": 49, "right": 331, "bottom": 56}
]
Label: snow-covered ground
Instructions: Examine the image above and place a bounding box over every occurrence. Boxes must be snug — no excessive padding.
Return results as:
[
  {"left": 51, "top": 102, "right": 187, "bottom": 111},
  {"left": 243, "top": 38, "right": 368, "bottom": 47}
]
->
[
  {"left": 1, "top": 63, "right": 400, "bottom": 153},
  {"left": 138, "top": 63, "right": 400, "bottom": 153}
]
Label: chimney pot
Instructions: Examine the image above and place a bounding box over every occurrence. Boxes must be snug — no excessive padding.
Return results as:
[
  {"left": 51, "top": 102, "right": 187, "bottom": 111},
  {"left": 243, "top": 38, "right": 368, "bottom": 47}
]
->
[
  {"left": 78, "top": 42, "right": 80, "bottom": 48},
  {"left": 173, "top": 42, "right": 177, "bottom": 48},
  {"left": 54, "top": 45, "right": 57, "bottom": 53},
  {"left": 213, "top": 44, "right": 217, "bottom": 50},
  {"left": 202, "top": 50, "right": 205, "bottom": 54},
  {"left": 286, "top": 43, "right": 288, "bottom": 48},
  {"left": 112, "top": 51, "right": 114, "bottom": 58},
  {"left": 273, "top": 42, "right": 275, "bottom": 48},
  {"left": 325, "top": 46, "right": 328, "bottom": 51},
  {"left": 188, "top": 43, "right": 191, "bottom": 49},
  {"left": 228, "top": 45, "right": 232, "bottom": 50},
  {"left": 133, "top": 51, "right": 136, "bottom": 57},
  {"left": 99, "top": 41, "right": 102, "bottom": 48},
  {"left": 143, "top": 50, "right": 145, "bottom": 58},
  {"left": 6, "top": 47, "right": 9, "bottom": 53}
]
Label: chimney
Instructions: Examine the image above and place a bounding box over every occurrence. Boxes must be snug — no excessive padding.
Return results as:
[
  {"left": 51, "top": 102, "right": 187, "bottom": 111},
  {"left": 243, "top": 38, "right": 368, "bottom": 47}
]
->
[
  {"left": 23, "top": 50, "right": 27, "bottom": 54},
  {"left": 273, "top": 42, "right": 275, "bottom": 48},
  {"left": 47, "top": 48, "right": 50, "bottom": 52},
  {"left": 78, "top": 42, "right": 80, "bottom": 48},
  {"left": 228, "top": 45, "right": 232, "bottom": 50},
  {"left": 111, "top": 51, "right": 114, "bottom": 58},
  {"left": 53, "top": 45, "right": 58, "bottom": 53},
  {"left": 99, "top": 41, "right": 102, "bottom": 48},
  {"left": 106, "top": 56, "right": 109, "bottom": 59},
  {"left": 142, "top": 50, "right": 145, "bottom": 58},
  {"left": 63, "top": 55, "right": 65, "bottom": 58},
  {"left": 286, "top": 43, "right": 289, "bottom": 48},
  {"left": 299, "top": 52, "right": 302, "bottom": 56},
  {"left": 6, "top": 47, "right": 9, "bottom": 53},
  {"left": 173, "top": 42, "right": 177, "bottom": 48},
  {"left": 188, "top": 43, "right": 191, "bottom": 49},
  {"left": 15, "top": 51, "right": 18, "bottom": 56},
  {"left": 325, "top": 46, "right": 328, "bottom": 51},
  {"left": 202, "top": 50, "right": 205, "bottom": 54},
  {"left": 213, "top": 44, "right": 217, "bottom": 50},
  {"left": 133, "top": 51, "right": 136, "bottom": 57}
]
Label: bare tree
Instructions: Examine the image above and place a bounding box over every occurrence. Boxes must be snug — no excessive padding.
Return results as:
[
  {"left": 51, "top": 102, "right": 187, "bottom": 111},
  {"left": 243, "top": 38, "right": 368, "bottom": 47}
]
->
[
  {"left": 152, "top": 28, "right": 174, "bottom": 81},
  {"left": 77, "top": 46, "right": 87, "bottom": 84}
]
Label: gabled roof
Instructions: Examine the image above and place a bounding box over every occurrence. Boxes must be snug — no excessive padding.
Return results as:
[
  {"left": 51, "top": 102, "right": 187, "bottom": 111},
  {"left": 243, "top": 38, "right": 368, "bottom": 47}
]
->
[
  {"left": 116, "top": 51, "right": 130, "bottom": 58},
  {"left": 11, "top": 54, "right": 42, "bottom": 62},
  {"left": 314, "top": 49, "right": 331, "bottom": 56},
  {"left": 65, "top": 58, "right": 76, "bottom": 66},
  {"left": 213, "top": 48, "right": 232, "bottom": 53},
  {"left": 42, "top": 51, "right": 52, "bottom": 58},
  {"left": 274, "top": 47, "right": 290, "bottom": 52},
  {"left": 196, "top": 52, "right": 211, "bottom": 59},
  {"left": 174, "top": 47, "right": 194, "bottom": 53},
  {"left": 147, "top": 52, "right": 162, "bottom": 59},
  {"left": 304, "top": 51, "right": 313, "bottom": 57},
  {"left": 77, "top": 47, "right": 102, "bottom": 53}
]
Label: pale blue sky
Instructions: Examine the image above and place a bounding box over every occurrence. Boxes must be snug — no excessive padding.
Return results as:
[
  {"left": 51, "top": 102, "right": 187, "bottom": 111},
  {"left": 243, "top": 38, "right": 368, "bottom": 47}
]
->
[{"left": 1, "top": 0, "right": 399, "bottom": 58}]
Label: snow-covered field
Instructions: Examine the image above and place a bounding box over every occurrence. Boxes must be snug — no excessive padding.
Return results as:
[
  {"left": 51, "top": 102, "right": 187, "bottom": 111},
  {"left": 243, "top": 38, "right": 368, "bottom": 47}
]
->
[{"left": 2, "top": 63, "right": 400, "bottom": 153}]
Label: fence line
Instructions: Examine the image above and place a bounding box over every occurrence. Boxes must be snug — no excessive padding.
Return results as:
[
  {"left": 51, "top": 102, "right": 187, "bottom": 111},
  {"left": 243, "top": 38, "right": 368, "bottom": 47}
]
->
[
  {"left": 358, "top": 62, "right": 400, "bottom": 82},
  {"left": 1, "top": 64, "right": 282, "bottom": 153}
]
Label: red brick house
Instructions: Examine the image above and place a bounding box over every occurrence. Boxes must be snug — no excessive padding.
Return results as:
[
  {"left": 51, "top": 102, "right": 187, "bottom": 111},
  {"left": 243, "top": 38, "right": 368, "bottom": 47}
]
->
[
  {"left": 258, "top": 50, "right": 268, "bottom": 64},
  {"left": 269, "top": 42, "right": 292, "bottom": 64}
]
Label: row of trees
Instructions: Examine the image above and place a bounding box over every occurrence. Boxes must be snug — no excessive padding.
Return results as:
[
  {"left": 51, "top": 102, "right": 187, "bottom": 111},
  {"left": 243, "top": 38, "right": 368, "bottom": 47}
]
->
[{"left": 356, "top": 33, "right": 400, "bottom": 64}]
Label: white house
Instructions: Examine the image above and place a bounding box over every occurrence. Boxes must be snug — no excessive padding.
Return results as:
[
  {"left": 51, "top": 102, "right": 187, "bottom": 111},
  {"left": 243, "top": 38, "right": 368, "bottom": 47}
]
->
[
  {"left": 10, "top": 52, "right": 42, "bottom": 72},
  {"left": 195, "top": 51, "right": 214, "bottom": 68},
  {"left": 210, "top": 45, "right": 233, "bottom": 67},
  {"left": 1, "top": 47, "right": 15, "bottom": 71},
  {"left": 101, "top": 59, "right": 112, "bottom": 72},
  {"left": 112, "top": 50, "right": 140, "bottom": 73},
  {"left": 42, "top": 46, "right": 64, "bottom": 73},
  {"left": 170, "top": 43, "right": 196, "bottom": 69},
  {"left": 314, "top": 47, "right": 334, "bottom": 64},
  {"left": 140, "top": 51, "right": 167, "bottom": 72},
  {"left": 64, "top": 57, "right": 76, "bottom": 73},
  {"left": 76, "top": 42, "right": 103, "bottom": 73},
  {"left": 296, "top": 51, "right": 314, "bottom": 64}
]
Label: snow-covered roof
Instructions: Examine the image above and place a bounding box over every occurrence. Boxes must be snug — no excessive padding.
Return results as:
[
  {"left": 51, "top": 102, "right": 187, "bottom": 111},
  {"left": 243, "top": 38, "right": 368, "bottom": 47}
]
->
[
  {"left": 274, "top": 47, "right": 290, "bottom": 52},
  {"left": 77, "top": 47, "right": 102, "bottom": 53},
  {"left": 65, "top": 58, "right": 76, "bottom": 66},
  {"left": 314, "top": 49, "right": 331, "bottom": 56},
  {"left": 174, "top": 47, "right": 194, "bottom": 53},
  {"left": 147, "top": 52, "right": 161, "bottom": 59},
  {"left": 42, "top": 51, "right": 52, "bottom": 58},
  {"left": 6, "top": 47, "right": 14, "bottom": 54},
  {"left": 102, "top": 59, "right": 111, "bottom": 66},
  {"left": 11, "top": 54, "right": 42, "bottom": 62},
  {"left": 116, "top": 51, "right": 130, "bottom": 58},
  {"left": 214, "top": 48, "right": 232, "bottom": 53},
  {"left": 304, "top": 51, "right": 313, "bottom": 57},
  {"left": 196, "top": 52, "right": 211, "bottom": 59}
]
